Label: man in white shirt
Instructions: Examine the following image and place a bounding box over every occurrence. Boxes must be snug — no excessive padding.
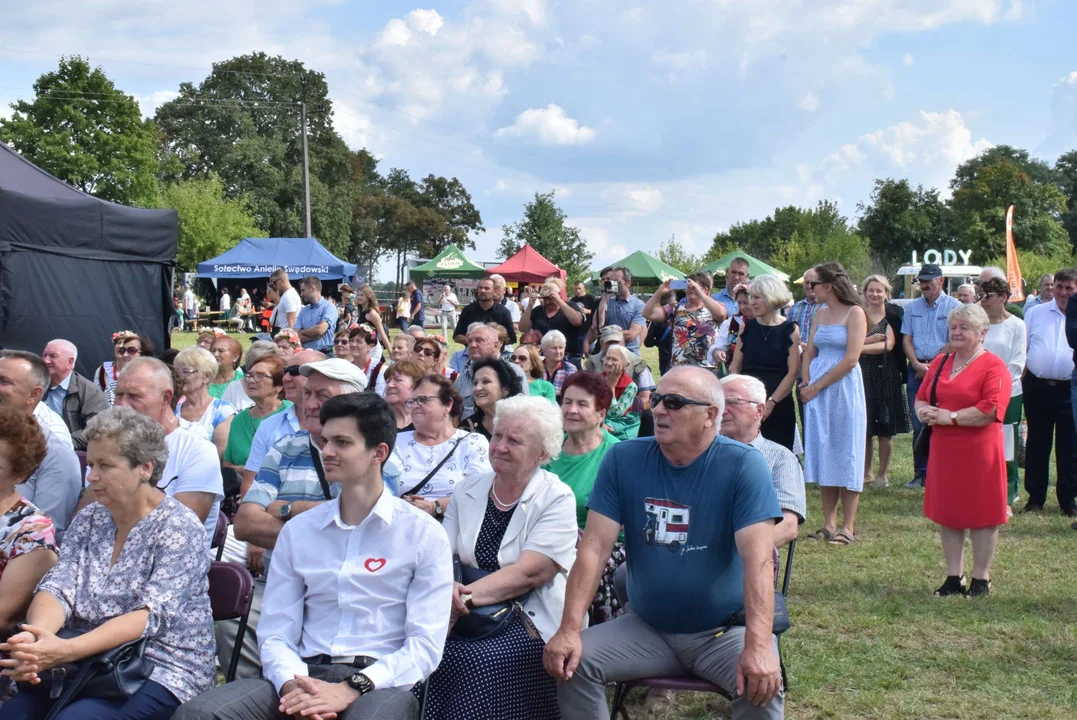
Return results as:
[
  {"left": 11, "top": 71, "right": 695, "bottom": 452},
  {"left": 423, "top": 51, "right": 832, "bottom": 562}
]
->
[
  {"left": 221, "top": 287, "right": 231, "bottom": 313},
  {"left": 33, "top": 402, "right": 73, "bottom": 448},
  {"left": 269, "top": 268, "right": 301, "bottom": 330},
  {"left": 439, "top": 283, "right": 460, "bottom": 337},
  {"left": 1023, "top": 268, "right": 1077, "bottom": 516},
  {"left": 175, "top": 392, "right": 452, "bottom": 720},
  {"left": 183, "top": 284, "right": 197, "bottom": 330}
]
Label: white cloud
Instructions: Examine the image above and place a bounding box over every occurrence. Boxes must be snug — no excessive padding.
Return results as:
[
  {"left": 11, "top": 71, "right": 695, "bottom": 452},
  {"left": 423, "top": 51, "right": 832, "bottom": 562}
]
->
[
  {"left": 1040, "top": 71, "right": 1077, "bottom": 154},
  {"left": 625, "top": 185, "right": 663, "bottom": 214},
  {"left": 132, "top": 90, "right": 179, "bottom": 117},
  {"left": 798, "top": 92, "right": 820, "bottom": 112},
  {"left": 494, "top": 104, "right": 596, "bottom": 145},
  {"left": 651, "top": 49, "right": 708, "bottom": 72},
  {"left": 488, "top": 0, "right": 546, "bottom": 26},
  {"left": 408, "top": 9, "right": 445, "bottom": 36},
  {"left": 903, "top": 53, "right": 914, "bottom": 66}
]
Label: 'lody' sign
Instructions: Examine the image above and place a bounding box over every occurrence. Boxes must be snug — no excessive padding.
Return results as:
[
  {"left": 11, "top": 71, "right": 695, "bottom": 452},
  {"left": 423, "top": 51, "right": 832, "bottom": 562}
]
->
[{"left": 910, "top": 249, "right": 973, "bottom": 266}]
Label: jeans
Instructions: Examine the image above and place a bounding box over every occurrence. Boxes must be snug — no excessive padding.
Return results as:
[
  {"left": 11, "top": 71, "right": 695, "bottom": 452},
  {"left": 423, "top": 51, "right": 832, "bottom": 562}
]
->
[
  {"left": 0, "top": 679, "right": 179, "bottom": 720},
  {"left": 907, "top": 366, "right": 927, "bottom": 476}
]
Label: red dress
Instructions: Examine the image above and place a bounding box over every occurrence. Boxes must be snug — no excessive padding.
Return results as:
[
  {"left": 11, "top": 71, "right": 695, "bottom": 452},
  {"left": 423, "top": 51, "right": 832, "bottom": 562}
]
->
[{"left": 917, "top": 352, "right": 1012, "bottom": 529}]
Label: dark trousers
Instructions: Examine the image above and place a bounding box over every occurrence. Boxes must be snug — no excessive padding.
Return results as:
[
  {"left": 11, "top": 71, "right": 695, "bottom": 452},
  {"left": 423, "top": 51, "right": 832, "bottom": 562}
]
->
[
  {"left": 1023, "top": 373, "right": 1077, "bottom": 510},
  {"left": 907, "top": 367, "right": 927, "bottom": 476},
  {"left": 0, "top": 679, "right": 179, "bottom": 720}
]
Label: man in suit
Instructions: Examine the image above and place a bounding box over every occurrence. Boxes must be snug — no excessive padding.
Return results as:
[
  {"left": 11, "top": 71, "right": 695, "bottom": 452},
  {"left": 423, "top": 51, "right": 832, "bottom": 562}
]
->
[{"left": 41, "top": 339, "right": 109, "bottom": 450}]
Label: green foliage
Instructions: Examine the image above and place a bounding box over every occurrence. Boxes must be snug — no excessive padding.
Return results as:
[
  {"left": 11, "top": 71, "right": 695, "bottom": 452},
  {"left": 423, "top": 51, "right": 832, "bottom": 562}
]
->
[
  {"left": 856, "top": 179, "right": 951, "bottom": 270},
  {"left": 500, "top": 191, "right": 594, "bottom": 280},
  {"left": 985, "top": 248, "right": 1076, "bottom": 295},
  {"left": 1054, "top": 150, "right": 1077, "bottom": 250},
  {"left": 657, "top": 235, "right": 702, "bottom": 274},
  {"left": 0, "top": 56, "right": 160, "bottom": 206},
  {"left": 160, "top": 175, "right": 266, "bottom": 272}
]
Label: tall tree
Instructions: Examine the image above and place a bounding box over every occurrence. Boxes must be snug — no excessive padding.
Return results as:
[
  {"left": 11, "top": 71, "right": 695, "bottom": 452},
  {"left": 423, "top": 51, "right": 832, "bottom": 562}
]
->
[
  {"left": 500, "top": 191, "right": 594, "bottom": 280},
  {"left": 657, "top": 235, "right": 701, "bottom": 274},
  {"left": 1055, "top": 150, "right": 1077, "bottom": 250},
  {"left": 415, "top": 174, "right": 484, "bottom": 255},
  {"left": 856, "top": 178, "right": 951, "bottom": 270},
  {"left": 154, "top": 53, "right": 353, "bottom": 255},
  {"left": 0, "top": 56, "right": 159, "bottom": 206},
  {"left": 160, "top": 175, "right": 266, "bottom": 272}
]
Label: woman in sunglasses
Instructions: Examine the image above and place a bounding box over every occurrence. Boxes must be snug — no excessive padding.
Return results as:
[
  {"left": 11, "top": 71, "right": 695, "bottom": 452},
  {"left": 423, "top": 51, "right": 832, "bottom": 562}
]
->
[
  {"left": 510, "top": 345, "right": 557, "bottom": 403},
  {"left": 415, "top": 336, "right": 458, "bottom": 381},
  {"left": 332, "top": 330, "right": 352, "bottom": 362},
  {"left": 95, "top": 330, "right": 153, "bottom": 406},
  {"left": 602, "top": 345, "right": 641, "bottom": 441},
  {"left": 392, "top": 375, "right": 491, "bottom": 519},
  {"left": 348, "top": 324, "right": 387, "bottom": 396}
]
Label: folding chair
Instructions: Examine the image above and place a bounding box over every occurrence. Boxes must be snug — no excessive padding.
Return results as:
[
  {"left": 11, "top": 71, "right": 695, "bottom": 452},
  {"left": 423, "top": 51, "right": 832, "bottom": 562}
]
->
[
  {"left": 608, "top": 541, "right": 796, "bottom": 719},
  {"left": 208, "top": 561, "right": 255, "bottom": 682},
  {"left": 75, "top": 451, "right": 88, "bottom": 485},
  {"left": 211, "top": 510, "right": 229, "bottom": 561}
]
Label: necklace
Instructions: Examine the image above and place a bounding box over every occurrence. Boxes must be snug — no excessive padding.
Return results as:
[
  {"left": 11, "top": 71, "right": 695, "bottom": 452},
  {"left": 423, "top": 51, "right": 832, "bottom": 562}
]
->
[
  {"left": 950, "top": 349, "right": 984, "bottom": 378},
  {"left": 490, "top": 479, "right": 521, "bottom": 509}
]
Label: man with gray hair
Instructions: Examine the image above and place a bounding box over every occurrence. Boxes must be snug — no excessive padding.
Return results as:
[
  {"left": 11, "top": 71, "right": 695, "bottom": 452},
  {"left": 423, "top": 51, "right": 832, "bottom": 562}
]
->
[
  {"left": 1025, "top": 273, "right": 1054, "bottom": 312},
  {"left": 0, "top": 350, "right": 81, "bottom": 534},
  {"left": 546, "top": 366, "right": 785, "bottom": 719},
  {"left": 455, "top": 324, "right": 529, "bottom": 421},
  {"left": 720, "top": 374, "right": 806, "bottom": 546},
  {"left": 42, "top": 339, "right": 109, "bottom": 449}
]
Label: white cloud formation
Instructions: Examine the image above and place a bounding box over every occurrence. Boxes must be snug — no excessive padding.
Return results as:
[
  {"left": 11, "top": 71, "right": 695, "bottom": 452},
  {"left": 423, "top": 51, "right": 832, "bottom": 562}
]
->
[
  {"left": 409, "top": 9, "right": 445, "bottom": 36},
  {"left": 903, "top": 53, "right": 914, "bottom": 66},
  {"left": 488, "top": 0, "right": 546, "bottom": 26},
  {"left": 625, "top": 185, "right": 664, "bottom": 214},
  {"left": 132, "top": 90, "right": 179, "bottom": 118},
  {"left": 494, "top": 104, "right": 595, "bottom": 145},
  {"left": 798, "top": 92, "right": 820, "bottom": 112}
]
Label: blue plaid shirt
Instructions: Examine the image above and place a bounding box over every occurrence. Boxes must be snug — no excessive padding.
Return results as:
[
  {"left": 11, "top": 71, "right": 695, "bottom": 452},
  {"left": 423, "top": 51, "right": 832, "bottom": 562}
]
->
[
  {"left": 296, "top": 298, "right": 339, "bottom": 351},
  {"left": 787, "top": 299, "right": 821, "bottom": 335},
  {"left": 900, "top": 292, "right": 962, "bottom": 361}
]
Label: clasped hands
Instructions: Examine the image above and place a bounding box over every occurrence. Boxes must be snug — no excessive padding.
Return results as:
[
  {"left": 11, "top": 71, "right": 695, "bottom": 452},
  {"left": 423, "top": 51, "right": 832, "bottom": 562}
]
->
[
  {"left": 0, "top": 625, "right": 73, "bottom": 684},
  {"left": 917, "top": 404, "right": 943, "bottom": 425},
  {"left": 278, "top": 675, "right": 361, "bottom": 720}
]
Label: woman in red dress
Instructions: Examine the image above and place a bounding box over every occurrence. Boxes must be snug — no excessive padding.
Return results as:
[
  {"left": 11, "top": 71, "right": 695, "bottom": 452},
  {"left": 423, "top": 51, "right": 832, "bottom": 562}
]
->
[{"left": 915, "top": 303, "right": 1011, "bottom": 598}]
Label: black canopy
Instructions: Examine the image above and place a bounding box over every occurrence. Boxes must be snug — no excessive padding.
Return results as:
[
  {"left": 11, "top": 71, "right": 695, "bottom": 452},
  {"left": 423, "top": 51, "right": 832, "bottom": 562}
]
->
[{"left": 0, "top": 143, "right": 178, "bottom": 376}]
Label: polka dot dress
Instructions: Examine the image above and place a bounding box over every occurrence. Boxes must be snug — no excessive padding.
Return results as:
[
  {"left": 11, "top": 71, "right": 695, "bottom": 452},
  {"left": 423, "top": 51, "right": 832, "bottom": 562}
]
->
[{"left": 421, "top": 498, "right": 561, "bottom": 719}]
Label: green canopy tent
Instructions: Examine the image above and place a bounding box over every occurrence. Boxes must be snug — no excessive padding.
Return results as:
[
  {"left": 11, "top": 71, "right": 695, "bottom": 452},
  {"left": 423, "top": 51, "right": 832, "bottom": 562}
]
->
[
  {"left": 409, "top": 244, "right": 487, "bottom": 282},
  {"left": 703, "top": 250, "right": 790, "bottom": 283},
  {"left": 591, "top": 250, "right": 685, "bottom": 285}
]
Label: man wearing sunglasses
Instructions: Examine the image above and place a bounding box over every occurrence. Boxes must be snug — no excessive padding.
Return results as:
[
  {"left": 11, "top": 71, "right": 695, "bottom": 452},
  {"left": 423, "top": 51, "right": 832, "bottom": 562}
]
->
[
  {"left": 547, "top": 366, "right": 785, "bottom": 719},
  {"left": 268, "top": 269, "right": 301, "bottom": 331}
]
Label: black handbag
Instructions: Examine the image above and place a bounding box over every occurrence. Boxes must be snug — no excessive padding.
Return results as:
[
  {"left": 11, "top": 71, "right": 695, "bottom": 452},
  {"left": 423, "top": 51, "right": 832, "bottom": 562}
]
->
[
  {"left": 449, "top": 558, "right": 538, "bottom": 642},
  {"left": 914, "top": 354, "right": 950, "bottom": 461},
  {"left": 22, "top": 628, "right": 152, "bottom": 719}
]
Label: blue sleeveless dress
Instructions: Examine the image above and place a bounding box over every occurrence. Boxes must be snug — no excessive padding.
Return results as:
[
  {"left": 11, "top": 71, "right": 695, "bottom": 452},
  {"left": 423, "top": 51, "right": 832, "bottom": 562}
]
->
[{"left": 804, "top": 323, "right": 867, "bottom": 490}]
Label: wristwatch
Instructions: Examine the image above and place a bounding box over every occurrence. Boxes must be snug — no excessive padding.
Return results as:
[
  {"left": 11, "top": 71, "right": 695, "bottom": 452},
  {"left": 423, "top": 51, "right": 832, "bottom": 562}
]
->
[
  {"left": 345, "top": 672, "right": 374, "bottom": 695},
  {"left": 950, "top": 411, "right": 959, "bottom": 426},
  {"left": 279, "top": 503, "right": 292, "bottom": 521},
  {"left": 433, "top": 499, "right": 444, "bottom": 521}
]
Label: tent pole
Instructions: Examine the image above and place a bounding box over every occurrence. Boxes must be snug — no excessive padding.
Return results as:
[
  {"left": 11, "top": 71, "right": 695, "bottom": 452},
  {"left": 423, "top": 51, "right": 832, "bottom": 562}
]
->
[{"left": 301, "top": 102, "right": 312, "bottom": 239}]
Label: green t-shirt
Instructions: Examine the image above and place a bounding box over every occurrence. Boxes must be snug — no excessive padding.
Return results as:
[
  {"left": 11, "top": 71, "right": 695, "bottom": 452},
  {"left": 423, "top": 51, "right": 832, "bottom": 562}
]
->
[
  {"left": 209, "top": 368, "right": 245, "bottom": 399},
  {"left": 529, "top": 378, "right": 558, "bottom": 404},
  {"left": 223, "top": 401, "right": 292, "bottom": 466},
  {"left": 543, "top": 431, "right": 620, "bottom": 528}
]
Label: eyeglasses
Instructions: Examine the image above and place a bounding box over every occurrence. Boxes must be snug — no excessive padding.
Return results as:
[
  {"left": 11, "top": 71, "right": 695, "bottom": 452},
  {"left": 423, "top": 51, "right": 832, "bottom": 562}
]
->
[
  {"left": 510, "top": 354, "right": 529, "bottom": 363},
  {"left": 178, "top": 367, "right": 200, "bottom": 377},
  {"left": 245, "top": 372, "right": 273, "bottom": 383},
  {"left": 117, "top": 347, "right": 141, "bottom": 356},
  {"left": 283, "top": 365, "right": 302, "bottom": 377},
  {"left": 404, "top": 395, "right": 439, "bottom": 409},
  {"left": 417, "top": 348, "right": 438, "bottom": 357},
  {"left": 724, "top": 398, "right": 761, "bottom": 408},
  {"left": 651, "top": 392, "right": 713, "bottom": 411}
]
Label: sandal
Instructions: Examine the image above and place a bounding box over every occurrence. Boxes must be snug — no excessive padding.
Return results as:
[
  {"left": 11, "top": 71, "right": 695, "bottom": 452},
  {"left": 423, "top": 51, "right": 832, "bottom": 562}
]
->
[
  {"left": 934, "top": 575, "right": 967, "bottom": 597},
  {"left": 965, "top": 578, "right": 991, "bottom": 598},
  {"left": 828, "top": 530, "right": 855, "bottom": 545},
  {"left": 809, "top": 528, "right": 834, "bottom": 541}
]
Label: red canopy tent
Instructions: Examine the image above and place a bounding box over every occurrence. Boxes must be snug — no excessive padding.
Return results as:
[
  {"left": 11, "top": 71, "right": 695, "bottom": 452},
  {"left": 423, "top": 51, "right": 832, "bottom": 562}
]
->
[{"left": 486, "top": 243, "right": 565, "bottom": 284}]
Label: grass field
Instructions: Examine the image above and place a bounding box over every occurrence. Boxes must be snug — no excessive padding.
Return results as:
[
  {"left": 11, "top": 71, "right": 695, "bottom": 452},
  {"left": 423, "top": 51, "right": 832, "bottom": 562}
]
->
[{"left": 173, "top": 328, "right": 1077, "bottom": 719}]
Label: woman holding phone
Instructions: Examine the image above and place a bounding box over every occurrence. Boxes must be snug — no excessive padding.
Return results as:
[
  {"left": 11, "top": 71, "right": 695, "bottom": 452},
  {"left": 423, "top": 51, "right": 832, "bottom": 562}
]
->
[{"left": 642, "top": 272, "right": 727, "bottom": 367}]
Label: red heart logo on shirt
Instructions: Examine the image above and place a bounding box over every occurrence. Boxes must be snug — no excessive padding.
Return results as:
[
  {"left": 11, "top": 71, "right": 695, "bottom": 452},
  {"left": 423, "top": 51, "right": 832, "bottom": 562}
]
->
[{"left": 364, "top": 557, "right": 387, "bottom": 572}]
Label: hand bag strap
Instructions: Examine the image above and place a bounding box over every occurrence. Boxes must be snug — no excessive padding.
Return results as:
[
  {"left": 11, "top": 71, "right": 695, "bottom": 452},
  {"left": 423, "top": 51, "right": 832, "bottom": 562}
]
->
[
  {"left": 401, "top": 434, "right": 468, "bottom": 498},
  {"left": 309, "top": 437, "right": 332, "bottom": 500},
  {"left": 929, "top": 354, "right": 950, "bottom": 406}
]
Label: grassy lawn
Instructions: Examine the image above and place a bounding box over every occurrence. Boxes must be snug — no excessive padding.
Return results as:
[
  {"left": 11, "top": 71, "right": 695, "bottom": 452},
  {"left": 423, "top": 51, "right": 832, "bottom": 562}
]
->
[{"left": 172, "top": 328, "right": 1077, "bottom": 719}]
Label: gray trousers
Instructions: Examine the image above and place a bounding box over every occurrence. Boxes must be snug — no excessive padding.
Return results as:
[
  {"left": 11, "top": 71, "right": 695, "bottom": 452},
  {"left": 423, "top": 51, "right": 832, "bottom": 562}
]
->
[
  {"left": 216, "top": 576, "right": 264, "bottom": 679},
  {"left": 173, "top": 664, "right": 418, "bottom": 720},
  {"left": 557, "top": 611, "right": 784, "bottom": 720}
]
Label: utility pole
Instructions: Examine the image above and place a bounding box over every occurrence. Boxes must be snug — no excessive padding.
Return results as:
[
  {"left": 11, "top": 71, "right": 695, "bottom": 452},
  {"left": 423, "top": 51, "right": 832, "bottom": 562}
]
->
[{"left": 300, "top": 102, "right": 312, "bottom": 238}]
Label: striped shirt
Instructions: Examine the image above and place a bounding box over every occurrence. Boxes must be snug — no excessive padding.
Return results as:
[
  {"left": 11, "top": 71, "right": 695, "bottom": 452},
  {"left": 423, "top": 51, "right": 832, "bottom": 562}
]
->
[
  {"left": 900, "top": 292, "right": 962, "bottom": 361},
  {"left": 787, "top": 299, "right": 821, "bottom": 335},
  {"left": 542, "top": 360, "right": 578, "bottom": 399},
  {"left": 749, "top": 433, "right": 806, "bottom": 522}
]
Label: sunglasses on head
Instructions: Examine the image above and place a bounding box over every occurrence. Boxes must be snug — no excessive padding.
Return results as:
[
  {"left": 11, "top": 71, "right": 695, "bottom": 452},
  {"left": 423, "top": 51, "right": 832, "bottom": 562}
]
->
[
  {"left": 650, "top": 392, "right": 712, "bottom": 411},
  {"left": 283, "top": 365, "right": 302, "bottom": 377}
]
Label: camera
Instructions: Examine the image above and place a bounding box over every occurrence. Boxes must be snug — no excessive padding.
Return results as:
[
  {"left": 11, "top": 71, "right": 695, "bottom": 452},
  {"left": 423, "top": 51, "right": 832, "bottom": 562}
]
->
[{"left": 603, "top": 280, "right": 619, "bottom": 294}]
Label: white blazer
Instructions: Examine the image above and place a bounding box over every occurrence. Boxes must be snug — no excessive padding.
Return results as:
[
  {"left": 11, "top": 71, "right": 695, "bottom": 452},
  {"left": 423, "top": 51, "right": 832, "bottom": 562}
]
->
[{"left": 443, "top": 468, "right": 580, "bottom": 642}]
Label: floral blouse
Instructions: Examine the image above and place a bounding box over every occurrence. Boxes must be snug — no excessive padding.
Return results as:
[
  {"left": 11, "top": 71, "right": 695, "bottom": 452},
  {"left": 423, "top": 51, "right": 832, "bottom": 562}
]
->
[
  {"left": 0, "top": 497, "right": 57, "bottom": 581},
  {"left": 36, "top": 496, "right": 215, "bottom": 703}
]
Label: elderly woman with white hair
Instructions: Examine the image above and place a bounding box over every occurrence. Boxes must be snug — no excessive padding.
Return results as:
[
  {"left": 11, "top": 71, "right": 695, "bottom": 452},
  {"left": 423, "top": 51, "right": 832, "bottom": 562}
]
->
[
  {"left": 915, "top": 303, "right": 1011, "bottom": 598},
  {"left": 174, "top": 346, "right": 237, "bottom": 459},
  {"left": 729, "top": 274, "right": 800, "bottom": 450},
  {"left": 601, "top": 344, "right": 641, "bottom": 440},
  {"left": 424, "top": 395, "right": 578, "bottom": 719},
  {"left": 540, "top": 329, "right": 578, "bottom": 400}
]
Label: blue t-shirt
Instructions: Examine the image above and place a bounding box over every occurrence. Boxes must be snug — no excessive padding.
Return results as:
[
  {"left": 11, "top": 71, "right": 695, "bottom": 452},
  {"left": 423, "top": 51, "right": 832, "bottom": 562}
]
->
[
  {"left": 410, "top": 288, "right": 425, "bottom": 326},
  {"left": 587, "top": 435, "right": 782, "bottom": 633},
  {"left": 603, "top": 295, "right": 646, "bottom": 352}
]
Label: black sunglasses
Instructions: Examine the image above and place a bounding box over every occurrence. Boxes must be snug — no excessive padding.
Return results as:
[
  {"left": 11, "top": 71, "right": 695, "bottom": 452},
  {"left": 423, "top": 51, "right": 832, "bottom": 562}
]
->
[
  {"left": 651, "top": 392, "right": 712, "bottom": 411},
  {"left": 283, "top": 365, "right": 303, "bottom": 377}
]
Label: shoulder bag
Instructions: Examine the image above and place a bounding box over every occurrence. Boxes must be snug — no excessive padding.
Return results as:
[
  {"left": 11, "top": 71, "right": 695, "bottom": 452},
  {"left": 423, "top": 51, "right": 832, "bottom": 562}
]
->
[
  {"left": 913, "top": 354, "right": 951, "bottom": 461},
  {"left": 309, "top": 437, "right": 332, "bottom": 500},
  {"left": 401, "top": 434, "right": 467, "bottom": 498},
  {"left": 449, "top": 557, "right": 538, "bottom": 642}
]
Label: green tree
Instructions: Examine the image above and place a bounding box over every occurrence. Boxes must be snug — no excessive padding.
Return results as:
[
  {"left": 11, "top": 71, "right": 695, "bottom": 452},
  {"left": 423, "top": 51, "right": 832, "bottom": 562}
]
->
[
  {"left": 856, "top": 178, "right": 951, "bottom": 270},
  {"left": 0, "top": 56, "right": 159, "bottom": 206},
  {"left": 657, "top": 235, "right": 701, "bottom": 274},
  {"left": 160, "top": 175, "right": 266, "bottom": 272},
  {"left": 500, "top": 191, "right": 593, "bottom": 280},
  {"left": 154, "top": 53, "right": 353, "bottom": 254},
  {"left": 1054, "top": 150, "right": 1077, "bottom": 250},
  {"left": 415, "top": 175, "right": 484, "bottom": 255}
]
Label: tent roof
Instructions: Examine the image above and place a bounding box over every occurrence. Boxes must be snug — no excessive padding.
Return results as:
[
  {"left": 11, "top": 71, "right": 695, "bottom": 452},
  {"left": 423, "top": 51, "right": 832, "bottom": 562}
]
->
[
  {"left": 196, "top": 237, "right": 356, "bottom": 280},
  {"left": 486, "top": 243, "right": 564, "bottom": 283},
  {"left": 0, "top": 142, "right": 86, "bottom": 200},
  {"left": 592, "top": 250, "right": 685, "bottom": 284},
  {"left": 702, "top": 250, "right": 789, "bottom": 282},
  {"left": 410, "top": 244, "right": 486, "bottom": 280}
]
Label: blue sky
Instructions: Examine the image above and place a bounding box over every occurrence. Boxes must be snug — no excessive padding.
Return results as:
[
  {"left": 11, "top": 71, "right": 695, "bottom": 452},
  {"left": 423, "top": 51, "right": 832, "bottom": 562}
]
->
[{"left": 3, "top": 0, "right": 1076, "bottom": 279}]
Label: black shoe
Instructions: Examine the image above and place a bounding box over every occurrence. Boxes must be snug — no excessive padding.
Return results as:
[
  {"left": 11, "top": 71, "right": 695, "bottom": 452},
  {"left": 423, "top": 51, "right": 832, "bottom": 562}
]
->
[
  {"left": 1020, "top": 504, "right": 1044, "bottom": 514},
  {"left": 1061, "top": 506, "right": 1077, "bottom": 518},
  {"left": 934, "top": 575, "right": 966, "bottom": 597},
  {"left": 903, "top": 475, "right": 925, "bottom": 490},
  {"left": 966, "top": 578, "right": 991, "bottom": 597}
]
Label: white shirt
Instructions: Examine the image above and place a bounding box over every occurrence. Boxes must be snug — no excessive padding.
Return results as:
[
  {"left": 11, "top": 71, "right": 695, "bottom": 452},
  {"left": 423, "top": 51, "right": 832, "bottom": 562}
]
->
[
  {"left": 506, "top": 300, "right": 522, "bottom": 323},
  {"left": 443, "top": 468, "right": 579, "bottom": 642},
  {"left": 221, "top": 293, "right": 231, "bottom": 312},
  {"left": 273, "top": 287, "right": 302, "bottom": 328},
  {"left": 1024, "top": 299, "right": 1073, "bottom": 380},
  {"left": 162, "top": 427, "right": 224, "bottom": 546},
  {"left": 184, "top": 289, "right": 196, "bottom": 312},
  {"left": 440, "top": 292, "right": 459, "bottom": 313},
  {"left": 258, "top": 489, "right": 453, "bottom": 693},
  {"left": 34, "top": 402, "right": 73, "bottom": 448},
  {"left": 391, "top": 429, "right": 491, "bottom": 498},
  {"left": 984, "top": 315, "right": 1027, "bottom": 397},
  {"left": 221, "top": 378, "right": 255, "bottom": 411}
]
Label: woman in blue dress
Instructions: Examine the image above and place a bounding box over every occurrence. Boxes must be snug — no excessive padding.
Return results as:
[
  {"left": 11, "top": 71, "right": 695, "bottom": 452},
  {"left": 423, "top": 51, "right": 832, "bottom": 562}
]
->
[{"left": 801, "top": 262, "right": 868, "bottom": 545}]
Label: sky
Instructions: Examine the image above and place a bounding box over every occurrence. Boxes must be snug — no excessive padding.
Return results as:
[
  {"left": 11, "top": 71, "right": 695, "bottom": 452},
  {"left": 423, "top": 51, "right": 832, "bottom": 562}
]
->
[{"left": 2, "top": 0, "right": 1076, "bottom": 279}]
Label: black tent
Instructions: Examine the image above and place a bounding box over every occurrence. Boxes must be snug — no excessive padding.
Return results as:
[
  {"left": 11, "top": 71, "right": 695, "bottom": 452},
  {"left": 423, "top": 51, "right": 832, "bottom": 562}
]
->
[{"left": 0, "top": 143, "right": 177, "bottom": 376}]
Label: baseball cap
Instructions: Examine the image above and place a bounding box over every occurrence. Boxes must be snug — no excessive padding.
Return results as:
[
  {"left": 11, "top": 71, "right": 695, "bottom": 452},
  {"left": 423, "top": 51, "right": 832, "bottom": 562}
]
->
[
  {"left": 599, "top": 325, "right": 625, "bottom": 345},
  {"left": 917, "top": 263, "right": 943, "bottom": 281},
  {"left": 299, "top": 358, "right": 368, "bottom": 392}
]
